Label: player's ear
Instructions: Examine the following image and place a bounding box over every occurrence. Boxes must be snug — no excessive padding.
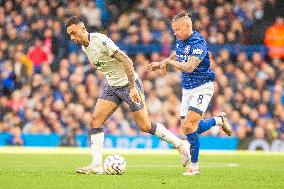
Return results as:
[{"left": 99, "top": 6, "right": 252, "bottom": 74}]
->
[
  {"left": 185, "top": 19, "right": 190, "bottom": 26},
  {"left": 79, "top": 22, "right": 86, "bottom": 30}
]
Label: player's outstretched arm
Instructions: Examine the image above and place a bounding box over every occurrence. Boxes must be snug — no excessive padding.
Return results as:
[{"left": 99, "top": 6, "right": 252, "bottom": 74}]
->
[
  {"left": 112, "top": 50, "right": 135, "bottom": 88},
  {"left": 166, "top": 53, "right": 177, "bottom": 61},
  {"left": 148, "top": 52, "right": 176, "bottom": 72},
  {"left": 165, "top": 56, "right": 202, "bottom": 73},
  {"left": 111, "top": 50, "right": 141, "bottom": 103}
]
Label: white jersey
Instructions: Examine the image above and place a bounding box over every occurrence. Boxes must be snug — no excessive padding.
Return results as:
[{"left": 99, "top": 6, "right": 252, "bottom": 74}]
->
[{"left": 82, "top": 33, "right": 138, "bottom": 86}]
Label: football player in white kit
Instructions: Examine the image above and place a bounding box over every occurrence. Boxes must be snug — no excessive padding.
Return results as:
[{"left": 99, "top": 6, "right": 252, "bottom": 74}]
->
[{"left": 66, "top": 16, "right": 190, "bottom": 174}]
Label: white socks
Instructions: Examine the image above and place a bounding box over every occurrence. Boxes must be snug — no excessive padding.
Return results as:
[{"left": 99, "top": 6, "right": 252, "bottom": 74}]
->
[
  {"left": 89, "top": 123, "right": 182, "bottom": 167},
  {"left": 154, "top": 122, "right": 182, "bottom": 148},
  {"left": 90, "top": 129, "right": 104, "bottom": 167},
  {"left": 214, "top": 116, "right": 223, "bottom": 125},
  {"left": 190, "top": 162, "right": 199, "bottom": 169}
]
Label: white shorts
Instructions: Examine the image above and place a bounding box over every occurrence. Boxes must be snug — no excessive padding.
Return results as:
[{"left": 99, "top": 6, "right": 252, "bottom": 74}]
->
[{"left": 180, "top": 82, "right": 214, "bottom": 118}]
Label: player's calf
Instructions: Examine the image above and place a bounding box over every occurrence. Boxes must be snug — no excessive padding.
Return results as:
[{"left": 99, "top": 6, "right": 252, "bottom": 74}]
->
[
  {"left": 148, "top": 122, "right": 181, "bottom": 147},
  {"left": 138, "top": 122, "right": 151, "bottom": 133},
  {"left": 177, "top": 140, "right": 191, "bottom": 167},
  {"left": 183, "top": 111, "right": 202, "bottom": 172},
  {"left": 194, "top": 113, "right": 232, "bottom": 136},
  {"left": 89, "top": 128, "right": 104, "bottom": 167},
  {"left": 149, "top": 122, "right": 191, "bottom": 167}
]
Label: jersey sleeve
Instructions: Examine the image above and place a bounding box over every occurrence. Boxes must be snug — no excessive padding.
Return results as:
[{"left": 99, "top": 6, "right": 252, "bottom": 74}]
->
[
  {"left": 98, "top": 34, "right": 119, "bottom": 57},
  {"left": 189, "top": 41, "right": 208, "bottom": 61}
]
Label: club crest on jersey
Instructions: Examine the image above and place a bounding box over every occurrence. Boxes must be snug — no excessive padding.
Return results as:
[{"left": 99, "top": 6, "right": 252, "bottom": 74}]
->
[
  {"left": 192, "top": 48, "right": 203, "bottom": 55},
  {"left": 184, "top": 45, "right": 191, "bottom": 54}
]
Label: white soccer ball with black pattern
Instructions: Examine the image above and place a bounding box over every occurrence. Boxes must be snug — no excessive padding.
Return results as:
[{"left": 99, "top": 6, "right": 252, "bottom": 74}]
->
[{"left": 104, "top": 155, "right": 126, "bottom": 175}]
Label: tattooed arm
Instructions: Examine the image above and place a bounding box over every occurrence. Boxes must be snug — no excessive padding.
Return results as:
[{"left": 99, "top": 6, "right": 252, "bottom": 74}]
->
[
  {"left": 111, "top": 49, "right": 135, "bottom": 89},
  {"left": 148, "top": 52, "right": 176, "bottom": 72},
  {"left": 111, "top": 49, "right": 141, "bottom": 103},
  {"left": 165, "top": 56, "right": 202, "bottom": 73},
  {"left": 167, "top": 52, "right": 177, "bottom": 61}
]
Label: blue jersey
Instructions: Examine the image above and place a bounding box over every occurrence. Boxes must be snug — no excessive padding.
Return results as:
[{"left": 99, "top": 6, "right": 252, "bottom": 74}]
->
[{"left": 175, "top": 30, "right": 215, "bottom": 89}]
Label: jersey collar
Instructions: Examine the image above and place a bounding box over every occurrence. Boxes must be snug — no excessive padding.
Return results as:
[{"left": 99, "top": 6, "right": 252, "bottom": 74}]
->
[
  {"left": 83, "top": 34, "right": 91, "bottom": 49},
  {"left": 182, "top": 30, "right": 195, "bottom": 44}
]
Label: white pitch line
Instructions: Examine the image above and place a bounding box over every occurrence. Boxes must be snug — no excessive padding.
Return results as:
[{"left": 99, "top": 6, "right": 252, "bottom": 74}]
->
[
  {"left": 0, "top": 147, "right": 178, "bottom": 155},
  {"left": 2, "top": 163, "right": 239, "bottom": 168},
  {"left": 129, "top": 163, "right": 239, "bottom": 168},
  {"left": 0, "top": 147, "right": 284, "bottom": 155}
]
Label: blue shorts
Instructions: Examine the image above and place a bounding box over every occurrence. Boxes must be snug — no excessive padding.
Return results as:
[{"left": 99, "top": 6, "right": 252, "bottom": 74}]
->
[{"left": 99, "top": 79, "right": 144, "bottom": 112}]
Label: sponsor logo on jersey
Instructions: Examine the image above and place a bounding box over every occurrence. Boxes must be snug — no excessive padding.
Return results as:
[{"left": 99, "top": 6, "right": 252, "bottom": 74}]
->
[
  {"left": 95, "top": 61, "right": 104, "bottom": 67},
  {"left": 192, "top": 48, "right": 203, "bottom": 55},
  {"left": 184, "top": 45, "right": 191, "bottom": 54}
]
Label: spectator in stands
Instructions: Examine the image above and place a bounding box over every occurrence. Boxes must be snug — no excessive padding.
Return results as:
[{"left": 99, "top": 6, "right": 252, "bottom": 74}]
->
[
  {"left": 253, "top": 127, "right": 266, "bottom": 140},
  {"left": 81, "top": 1, "right": 102, "bottom": 30},
  {"left": 27, "top": 39, "right": 50, "bottom": 73},
  {"left": 0, "top": 61, "right": 15, "bottom": 96},
  {"left": 264, "top": 16, "right": 284, "bottom": 59}
]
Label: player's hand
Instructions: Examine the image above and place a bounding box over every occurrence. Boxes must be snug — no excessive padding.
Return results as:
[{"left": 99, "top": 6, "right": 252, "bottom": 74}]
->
[
  {"left": 161, "top": 66, "right": 167, "bottom": 75},
  {"left": 129, "top": 87, "right": 141, "bottom": 104},
  {"left": 160, "top": 59, "right": 168, "bottom": 68},
  {"left": 147, "top": 62, "right": 162, "bottom": 72}
]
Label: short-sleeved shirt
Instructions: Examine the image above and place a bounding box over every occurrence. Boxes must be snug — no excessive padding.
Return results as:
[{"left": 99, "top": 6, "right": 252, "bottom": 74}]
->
[
  {"left": 82, "top": 33, "right": 138, "bottom": 86},
  {"left": 175, "top": 30, "right": 215, "bottom": 89}
]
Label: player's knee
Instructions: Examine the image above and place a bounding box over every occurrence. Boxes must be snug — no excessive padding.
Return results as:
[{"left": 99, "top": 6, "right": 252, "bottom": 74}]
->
[
  {"left": 182, "top": 116, "right": 200, "bottom": 134},
  {"left": 182, "top": 122, "right": 197, "bottom": 134}
]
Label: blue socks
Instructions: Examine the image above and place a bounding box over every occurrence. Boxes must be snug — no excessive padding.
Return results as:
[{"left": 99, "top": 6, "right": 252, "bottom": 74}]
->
[
  {"left": 196, "top": 118, "right": 216, "bottom": 134},
  {"left": 186, "top": 118, "right": 216, "bottom": 164},
  {"left": 186, "top": 131, "right": 200, "bottom": 163}
]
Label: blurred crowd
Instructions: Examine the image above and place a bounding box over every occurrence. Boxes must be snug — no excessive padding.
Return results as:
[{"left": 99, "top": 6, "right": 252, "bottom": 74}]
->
[
  {"left": 107, "top": 0, "right": 284, "bottom": 45},
  {"left": 0, "top": 0, "right": 283, "bottom": 147}
]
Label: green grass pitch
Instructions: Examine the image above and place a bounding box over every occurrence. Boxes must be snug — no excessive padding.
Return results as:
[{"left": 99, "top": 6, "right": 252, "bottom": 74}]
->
[{"left": 0, "top": 147, "right": 284, "bottom": 189}]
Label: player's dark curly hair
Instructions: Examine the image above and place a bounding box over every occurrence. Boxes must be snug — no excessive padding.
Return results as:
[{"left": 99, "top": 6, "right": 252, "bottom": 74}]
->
[
  {"left": 172, "top": 12, "right": 192, "bottom": 22},
  {"left": 65, "top": 16, "right": 84, "bottom": 27}
]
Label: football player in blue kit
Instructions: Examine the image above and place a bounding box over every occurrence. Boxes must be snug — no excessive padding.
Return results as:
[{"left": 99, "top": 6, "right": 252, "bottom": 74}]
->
[{"left": 148, "top": 12, "right": 232, "bottom": 176}]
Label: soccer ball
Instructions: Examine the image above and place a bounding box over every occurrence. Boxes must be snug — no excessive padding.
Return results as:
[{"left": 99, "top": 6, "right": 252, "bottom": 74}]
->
[{"left": 104, "top": 155, "right": 126, "bottom": 175}]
